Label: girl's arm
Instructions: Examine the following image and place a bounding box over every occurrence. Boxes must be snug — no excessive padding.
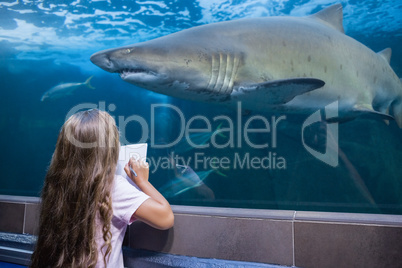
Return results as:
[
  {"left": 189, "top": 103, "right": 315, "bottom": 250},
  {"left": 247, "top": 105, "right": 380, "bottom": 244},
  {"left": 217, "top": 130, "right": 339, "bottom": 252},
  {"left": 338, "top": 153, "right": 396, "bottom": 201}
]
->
[{"left": 124, "top": 158, "right": 174, "bottom": 230}]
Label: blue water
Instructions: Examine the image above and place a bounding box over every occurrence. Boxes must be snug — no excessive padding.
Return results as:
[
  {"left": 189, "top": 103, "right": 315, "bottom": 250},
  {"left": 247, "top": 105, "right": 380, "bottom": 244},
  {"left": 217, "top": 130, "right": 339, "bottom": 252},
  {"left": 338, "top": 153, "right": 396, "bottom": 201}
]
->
[
  {"left": 0, "top": 0, "right": 401, "bottom": 214},
  {"left": 0, "top": 262, "right": 26, "bottom": 268}
]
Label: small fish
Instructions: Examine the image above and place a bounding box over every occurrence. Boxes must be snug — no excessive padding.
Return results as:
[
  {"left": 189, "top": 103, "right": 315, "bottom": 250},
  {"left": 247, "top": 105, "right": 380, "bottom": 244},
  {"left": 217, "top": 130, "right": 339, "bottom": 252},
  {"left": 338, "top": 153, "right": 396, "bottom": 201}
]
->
[
  {"left": 160, "top": 164, "right": 225, "bottom": 198},
  {"left": 40, "top": 76, "right": 95, "bottom": 101}
]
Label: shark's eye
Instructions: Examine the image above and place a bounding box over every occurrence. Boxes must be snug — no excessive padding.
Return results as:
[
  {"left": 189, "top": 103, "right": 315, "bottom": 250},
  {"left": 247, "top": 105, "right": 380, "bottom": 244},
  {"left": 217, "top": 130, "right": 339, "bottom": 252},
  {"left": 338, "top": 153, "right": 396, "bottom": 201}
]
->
[{"left": 124, "top": 49, "right": 132, "bottom": 54}]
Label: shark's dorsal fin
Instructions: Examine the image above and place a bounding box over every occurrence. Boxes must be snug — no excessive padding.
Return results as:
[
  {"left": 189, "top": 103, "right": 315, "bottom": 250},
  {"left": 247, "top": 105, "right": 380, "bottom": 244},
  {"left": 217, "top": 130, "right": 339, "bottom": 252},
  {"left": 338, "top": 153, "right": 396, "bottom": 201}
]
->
[
  {"left": 377, "top": 48, "right": 392, "bottom": 64},
  {"left": 309, "top": 4, "right": 344, "bottom": 34}
]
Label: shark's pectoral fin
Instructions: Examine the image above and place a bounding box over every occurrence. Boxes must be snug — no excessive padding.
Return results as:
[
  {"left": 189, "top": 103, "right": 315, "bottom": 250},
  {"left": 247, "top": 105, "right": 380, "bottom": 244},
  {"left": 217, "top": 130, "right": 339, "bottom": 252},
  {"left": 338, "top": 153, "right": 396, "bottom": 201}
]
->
[{"left": 237, "top": 78, "right": 325, "bottom": 105}]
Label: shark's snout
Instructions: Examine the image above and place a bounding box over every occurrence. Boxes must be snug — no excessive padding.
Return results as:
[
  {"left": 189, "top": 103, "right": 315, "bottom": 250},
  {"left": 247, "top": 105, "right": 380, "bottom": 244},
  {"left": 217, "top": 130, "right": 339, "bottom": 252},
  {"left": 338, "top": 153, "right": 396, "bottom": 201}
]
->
[
  {"left": 90, "top": 51, "right": 115, "bottom": 72},
  {"left": 91, "top": 47, "right": 166, "bottom": 86}
]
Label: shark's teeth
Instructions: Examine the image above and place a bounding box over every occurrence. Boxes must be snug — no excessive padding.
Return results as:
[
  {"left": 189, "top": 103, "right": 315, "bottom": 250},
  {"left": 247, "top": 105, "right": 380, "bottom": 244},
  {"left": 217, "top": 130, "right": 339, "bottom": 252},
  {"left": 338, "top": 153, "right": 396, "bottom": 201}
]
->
[
  {"left": 119, "top": 68, "right": 159, "bottom": 81},
  {"left": 119, "top": 68, "right": 147, "bottom": 74}
]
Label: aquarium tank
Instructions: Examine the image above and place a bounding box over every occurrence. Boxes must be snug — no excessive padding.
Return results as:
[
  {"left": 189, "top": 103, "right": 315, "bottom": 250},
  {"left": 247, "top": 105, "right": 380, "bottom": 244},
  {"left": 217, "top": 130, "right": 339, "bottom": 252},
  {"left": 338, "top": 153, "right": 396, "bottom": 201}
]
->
[{"left": 0, "top": 0, "right": 401, "bottom": 215}]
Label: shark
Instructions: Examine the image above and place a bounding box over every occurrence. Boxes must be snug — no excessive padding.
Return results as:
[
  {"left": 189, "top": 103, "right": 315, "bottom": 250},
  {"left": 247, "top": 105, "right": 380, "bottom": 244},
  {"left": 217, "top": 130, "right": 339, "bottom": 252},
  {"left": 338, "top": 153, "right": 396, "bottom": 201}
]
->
[
  {"left": 90, "top": 4, "right": 402, "bottom": 127},
  {"left": 41, "top": 76, "right": 95, "bottom": 101}
]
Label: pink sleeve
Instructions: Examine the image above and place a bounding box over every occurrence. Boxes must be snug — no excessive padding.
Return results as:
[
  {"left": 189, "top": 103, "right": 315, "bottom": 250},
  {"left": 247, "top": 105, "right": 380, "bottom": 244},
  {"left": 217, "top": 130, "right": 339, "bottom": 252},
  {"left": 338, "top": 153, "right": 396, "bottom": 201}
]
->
[{"left": 112, "top": 175, "right": 150, "bottom": 225}]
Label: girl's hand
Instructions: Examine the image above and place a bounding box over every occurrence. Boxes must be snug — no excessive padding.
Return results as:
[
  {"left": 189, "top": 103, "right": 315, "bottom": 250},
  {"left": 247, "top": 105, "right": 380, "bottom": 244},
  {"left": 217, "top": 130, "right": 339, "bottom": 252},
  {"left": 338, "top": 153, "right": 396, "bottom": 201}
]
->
[
  {"left": 124, "top": 157, "right": 174, "bottom": 230},
  {"left": 124, "top": 157, "right": 149, "bottom": 185}
]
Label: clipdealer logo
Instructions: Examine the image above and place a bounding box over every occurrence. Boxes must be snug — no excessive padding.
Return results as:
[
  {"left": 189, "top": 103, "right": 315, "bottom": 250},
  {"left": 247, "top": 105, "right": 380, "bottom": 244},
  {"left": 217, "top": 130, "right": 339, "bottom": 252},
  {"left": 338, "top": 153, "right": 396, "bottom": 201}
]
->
[
  {"left": 64, "top": 100, "right": 339, "bottom": 169},
  {"left": 302, "top": 101, "right": 339, "bottom": 167}
]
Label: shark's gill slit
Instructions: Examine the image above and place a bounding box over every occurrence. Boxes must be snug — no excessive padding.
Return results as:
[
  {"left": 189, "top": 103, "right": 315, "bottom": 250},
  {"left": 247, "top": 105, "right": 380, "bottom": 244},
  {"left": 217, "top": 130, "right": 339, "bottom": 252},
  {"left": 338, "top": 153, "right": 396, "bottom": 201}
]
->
[
  {"left": 214, "top": 53, "right": 227, "bottom": 93},
  {"left": 207, "top": 54, "right": 219, "bottom": 91},
  {"left": 221, "top": 53, "right": 232, "bottom": 94},
  {"left": 229, "top": 55, "right": 240, "bottom": 93}
]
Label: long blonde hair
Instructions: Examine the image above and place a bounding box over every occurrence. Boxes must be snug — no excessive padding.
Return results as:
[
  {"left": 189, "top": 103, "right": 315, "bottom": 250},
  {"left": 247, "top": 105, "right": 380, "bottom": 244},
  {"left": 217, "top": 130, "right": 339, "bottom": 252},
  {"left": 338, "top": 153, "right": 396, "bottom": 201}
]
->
[{"left": 31, "top": 109, "right": 119, "bottom": 268}]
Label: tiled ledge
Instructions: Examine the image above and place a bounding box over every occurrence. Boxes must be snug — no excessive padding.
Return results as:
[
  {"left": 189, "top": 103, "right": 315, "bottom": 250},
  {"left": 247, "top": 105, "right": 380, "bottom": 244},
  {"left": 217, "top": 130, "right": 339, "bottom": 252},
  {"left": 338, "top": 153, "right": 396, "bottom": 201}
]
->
[
  {"left": 171, "top": 205, "right": 402, "bottom": 225},
  {"left": 1, "top": 196, "right": 402, "bottom": 267},
  {"left": 0, "top": 195, "right": 40, "bottom": 204},
  {"left": 129, "top": 206, "right": 402, "bottom": 267},
  {"left": 0, "top": 195, "right": 40, "bottom": 235},
  {"left": 294, "top": 210, "right": 402, "bottom": 226}
]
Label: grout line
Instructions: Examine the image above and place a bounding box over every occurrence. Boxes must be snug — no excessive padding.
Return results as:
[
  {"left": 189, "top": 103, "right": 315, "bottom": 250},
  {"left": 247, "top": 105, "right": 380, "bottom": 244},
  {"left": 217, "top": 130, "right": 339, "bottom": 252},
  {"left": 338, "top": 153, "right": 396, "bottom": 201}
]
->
[
  {"left": 292, "top": 211, "right": 296, "bottom": 267},
  {"left": 23, "top": 204, "right": 27, "bottom": 234}
]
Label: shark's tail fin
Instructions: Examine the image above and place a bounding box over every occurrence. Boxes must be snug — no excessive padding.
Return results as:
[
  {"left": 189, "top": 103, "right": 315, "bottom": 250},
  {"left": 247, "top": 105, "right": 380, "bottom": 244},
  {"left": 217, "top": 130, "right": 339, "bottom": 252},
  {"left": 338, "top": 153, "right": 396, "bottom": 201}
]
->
[
  {"left": 213, "top": 123, "right": 227, "bottom": 138},
  {"left": 85, "top": 76, "right": 95, "bottom": 89},
  {"left": 210, "top": 159, "right": 228, "bottom": 177},
  {"left": 214, "top": 169, "right": 227, "bottom": 177}
]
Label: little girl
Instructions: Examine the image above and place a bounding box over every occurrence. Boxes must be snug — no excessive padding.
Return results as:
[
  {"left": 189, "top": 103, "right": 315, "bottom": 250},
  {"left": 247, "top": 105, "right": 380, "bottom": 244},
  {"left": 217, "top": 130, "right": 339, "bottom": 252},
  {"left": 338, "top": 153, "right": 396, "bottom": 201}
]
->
[{"left": 31, "top": 109, "right": 174, "bottom": 268}]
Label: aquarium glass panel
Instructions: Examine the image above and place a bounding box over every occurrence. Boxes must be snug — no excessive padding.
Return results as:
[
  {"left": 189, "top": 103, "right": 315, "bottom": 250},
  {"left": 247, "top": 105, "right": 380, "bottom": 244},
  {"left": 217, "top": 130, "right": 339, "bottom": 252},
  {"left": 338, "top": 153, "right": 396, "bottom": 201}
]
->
[{"left": 1, "top": 0, "right": 401, "bottom": 214}]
